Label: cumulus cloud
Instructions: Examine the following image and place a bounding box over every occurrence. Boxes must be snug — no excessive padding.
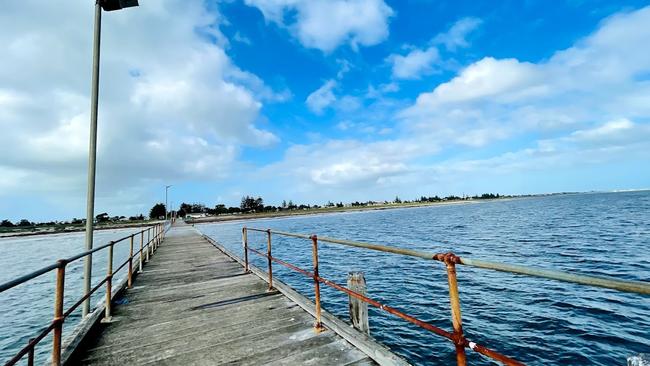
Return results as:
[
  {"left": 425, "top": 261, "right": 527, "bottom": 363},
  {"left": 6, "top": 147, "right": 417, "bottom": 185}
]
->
[
  {"left": 387, "top": 47, "right": 440, "bottom": 80},
  {"left": 387, "top": 17, "right": 481, "bottom": 80},
  {"left": 244, "top": 0, "right": 394, "bottom": 52},
  {"left": 305, "top": 80, "right": 337, "bottom": 113},
  {"left": 271, "top": 6, "right": 650, "bottom": 193},
  {"left": 266, "top": 139, "right": 438, "bottom": 188},
  {"left": 402, "top": 6, "right": 650, "bottom": 149},
  {"left": 433, "top": 17, "right": 482, "bottom": 51},
  {"left": 0, "top": 0, "right": 281, "bottom": 216}
]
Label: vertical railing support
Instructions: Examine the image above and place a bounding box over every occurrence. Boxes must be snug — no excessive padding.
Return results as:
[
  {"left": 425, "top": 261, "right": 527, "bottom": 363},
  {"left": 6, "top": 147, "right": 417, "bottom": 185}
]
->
[
  {"left": 52, "top": 260, "right": 66, "bottom": 366},
  {"left": 103, "top": 242, "right": 114, "bottom": 322},
  {"left": 27, "top": 339, "right": 35, "bottom": 366},
  {"left": 128, "top": 234, "right": 134, "bottom": 288},
  {"left": 347, "top": 272, "right": 370, "bottom": 335},
  {"left": 266, "top": 229, "right": 274, "bottom": 291},
  {"left": 139, "top": 230, "right": 144, "bottom": 273},
  {"left": 311, "top": 235, "right": 325, "bottom": 332},
  {"left": 243, "top": 227, "right": 249, "bottom": 273},
  {"left": 444, "top": 253, "right": 467, "bottom": 366},
  {"left": 146, "top": 228, "right": 151, "bottom": 262}
]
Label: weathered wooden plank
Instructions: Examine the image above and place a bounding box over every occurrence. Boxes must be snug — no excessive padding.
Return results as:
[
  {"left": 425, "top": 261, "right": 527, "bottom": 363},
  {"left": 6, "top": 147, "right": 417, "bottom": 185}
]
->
[
  {"left": 67, "top": 223, "right": 406, "bottom": 365},
  {"left": 204, "top": 234, "right": 411, "bottom": 366}
]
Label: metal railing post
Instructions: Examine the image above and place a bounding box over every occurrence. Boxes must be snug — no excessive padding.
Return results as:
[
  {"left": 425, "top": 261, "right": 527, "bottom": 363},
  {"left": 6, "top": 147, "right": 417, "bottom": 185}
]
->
[
  {"left": 146, "top": 228, "right": 151, "bottom": 262},
  {"left": 52, "top": 260, "right": 66, "bottom": 366},
  {"left": 243, "top": 227, "right": 249, "bottom": 272},
  {"left": 444, "top": 253, "right": 467, "bottom": 366},
  {"left": 139, "top": 231, "right": 144, "bottom": 273},
  {"left": 128, "top": 235, "right": 134, "bottom": 288},
  {"left": 266, "top": 229, "right": 274, "bottom": 291},
  {"left": 103, "top": 242, "right": 114, "bottom": 321},
  {"left": 311, "top": 235, "right": 325, "bottom": 331},
  {"left": 27, "top": 339, "right": 35, "bottom": 366}
]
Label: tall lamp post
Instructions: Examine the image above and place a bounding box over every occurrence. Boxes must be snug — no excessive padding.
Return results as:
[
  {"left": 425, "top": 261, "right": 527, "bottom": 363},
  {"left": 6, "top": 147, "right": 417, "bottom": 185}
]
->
[
  {"left": 83, "top": 0, "right": 139, "bottom": 318},
  {"left": 165, "top": 185, "right": 173, "bottom": 221}
]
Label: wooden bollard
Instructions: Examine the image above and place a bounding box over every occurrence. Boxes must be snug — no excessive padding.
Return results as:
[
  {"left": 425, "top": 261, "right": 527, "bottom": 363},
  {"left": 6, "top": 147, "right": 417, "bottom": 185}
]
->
[{"left": 347, "top": 272, "right": 370, "bottom": 335}]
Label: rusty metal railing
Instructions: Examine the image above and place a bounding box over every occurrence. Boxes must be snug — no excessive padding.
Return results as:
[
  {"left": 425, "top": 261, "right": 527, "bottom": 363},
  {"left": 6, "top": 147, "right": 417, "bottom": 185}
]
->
[
  {"left": 0, "top": 222, "right": 168, "bottom": 366},
  {"left": 242, "top": 227, "right": 650, "bottom": 366}
]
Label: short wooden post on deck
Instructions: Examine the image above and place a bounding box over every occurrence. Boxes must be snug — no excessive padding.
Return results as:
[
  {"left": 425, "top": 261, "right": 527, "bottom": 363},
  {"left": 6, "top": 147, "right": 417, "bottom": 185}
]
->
[{"left": 347, "top": 272, "right": 370, "bottom": 335}]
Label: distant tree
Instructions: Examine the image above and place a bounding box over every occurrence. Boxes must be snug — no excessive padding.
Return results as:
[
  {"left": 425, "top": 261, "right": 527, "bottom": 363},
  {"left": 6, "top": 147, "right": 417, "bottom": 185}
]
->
[
  {"left": 394, "top": 196, "right": 402, "bottom": 204},
  {"left": 191, "top": 203, "right": 207, "bottom": 213},
  {"left": 18, "top": 219, "right": 33, "bottom": 227},
  {"left": 179, "top": 203, "right": 192, "bottom": 214},
  {"left": 287, "top": 200, "right": 296, "bottom": 210},
  {"left": 282, "top": 200, "right": 287, "bottom": 209},
  {"left": 213, "top": 204, "right": 228, "bottom": 215},
  {"left": 177, "top": 207, "right": 187, "bottom": 218},
  {"left": 240, "top": 196, "right": 264, "bottom": 212},
  {"left": 1, "top": 219, "right": 15, "bottom": 227},
  {"left": 336, "top": 202, "right": 344, "bottom": 208},
  {"left": 95, "top": 213, "right": 109, "bottom": 223},
  {"left": 149, "top": 203, "right": 166, "bottom": 219}
]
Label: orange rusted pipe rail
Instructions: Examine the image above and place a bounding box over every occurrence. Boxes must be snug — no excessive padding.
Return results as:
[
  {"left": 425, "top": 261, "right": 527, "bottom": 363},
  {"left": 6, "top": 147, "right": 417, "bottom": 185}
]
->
[
  {"left": 246, "top": 228, "right": 650, "bottom": 295},
  {"left": 0, "top": 222, "right": 168, "bottom": 366},
  {"left": 245, "top": 244, "right": 523, "bottom": 365}
]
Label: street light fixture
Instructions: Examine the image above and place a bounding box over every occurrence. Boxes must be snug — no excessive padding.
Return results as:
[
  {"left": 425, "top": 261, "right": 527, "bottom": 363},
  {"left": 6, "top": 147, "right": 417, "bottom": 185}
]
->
[
  {"left": 83, "top": 0, "right": 139, "bottom": 318},
  {"left": 165, "top": 185, "right": 173, "bottom": 221}
]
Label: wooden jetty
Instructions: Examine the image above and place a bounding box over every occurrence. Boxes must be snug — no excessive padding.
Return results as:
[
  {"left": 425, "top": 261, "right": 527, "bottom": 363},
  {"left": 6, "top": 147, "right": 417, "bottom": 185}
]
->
[{"left": 67, "top": 223, "right": 404, "bottom": 365}]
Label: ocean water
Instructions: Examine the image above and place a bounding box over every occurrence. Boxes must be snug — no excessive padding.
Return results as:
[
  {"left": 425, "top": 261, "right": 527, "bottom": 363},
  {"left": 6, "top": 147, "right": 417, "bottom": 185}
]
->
[
  {"left": 196, "top": 192, "right": 650, "bottom": 365},
  {"left": 0, "top": 192, "right": 648, "bottom": 365},
  {"left": 0, "top": 226, "right": 153, "bottom": 364}
]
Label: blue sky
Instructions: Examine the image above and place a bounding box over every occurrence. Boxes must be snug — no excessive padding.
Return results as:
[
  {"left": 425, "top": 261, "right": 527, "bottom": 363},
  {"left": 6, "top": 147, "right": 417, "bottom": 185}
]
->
[{"left": 1, "top": 0, "right": 649, "bottom": 221}]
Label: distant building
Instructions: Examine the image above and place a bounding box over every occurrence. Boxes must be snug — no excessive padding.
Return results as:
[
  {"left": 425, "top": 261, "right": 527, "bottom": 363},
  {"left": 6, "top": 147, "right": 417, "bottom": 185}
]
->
[{"left": 185, "top": 213, "right": 207, "bottom": 219}]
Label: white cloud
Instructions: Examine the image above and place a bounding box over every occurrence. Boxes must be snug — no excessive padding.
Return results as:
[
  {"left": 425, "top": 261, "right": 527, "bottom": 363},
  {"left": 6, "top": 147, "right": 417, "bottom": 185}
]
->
[
  {"left": 0, "top": 0, "right": 281, "bottom": 217},
  {"left": 266, "top": 139, "right": 437, "bottom": 187},
  {"left": 433, "top": 17, "right": 482, "bottom": 51},
  {"left": 387, "top": 47, "right": 440, "bottom": 79},
  {"left": 412, "top": 57, "right": 543, "bottom": 107},
  {"left": 245, "top": 0, "right": 394, "bottom": 52},
  {"left": 265, "top": 6, "right": 650, "bottom": 198},
  {"left": 233, "top": 31, "right": 252, "bottom": 45},
  {"left": 306, "top": 80, "right": 337, "bottom": 113},
  {"left": 386, "top": 17, "right": 482, "bottom": 80},
  {"left": 402, "top": 6, "right": 650, "bottom": 149}
]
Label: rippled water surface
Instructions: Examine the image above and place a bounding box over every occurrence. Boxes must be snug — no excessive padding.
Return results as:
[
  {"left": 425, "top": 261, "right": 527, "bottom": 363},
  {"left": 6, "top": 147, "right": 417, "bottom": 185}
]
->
[
  {"left": 197, "top": 192, "right": 649, "bottom": 365},
  {"left": 0, "top": 226, "right": 153, "bottom": 364},
  {"left": 1, "top": 192, "right": 648, "bottom": 365}
]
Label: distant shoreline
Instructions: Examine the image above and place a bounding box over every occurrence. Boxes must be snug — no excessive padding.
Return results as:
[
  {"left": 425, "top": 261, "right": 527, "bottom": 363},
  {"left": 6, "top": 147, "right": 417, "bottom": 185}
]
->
[
  {"left": 0, "top": 221, "right": 160, "bottom": 239},
  {"left": 188, "top": 199, "right": 488, "bottom": 225},
  {"left": 188, "top": 190, "right": 649, "bottom": 226}
]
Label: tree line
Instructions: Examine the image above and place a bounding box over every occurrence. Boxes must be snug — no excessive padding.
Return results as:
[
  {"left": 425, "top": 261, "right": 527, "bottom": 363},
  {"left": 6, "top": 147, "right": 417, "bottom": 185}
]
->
[
  {"left": 173, "top": 192, "right": 506, "bottom": 218},
  {"left": 1, "top": 192, "right": 506, "bottom": 228}
]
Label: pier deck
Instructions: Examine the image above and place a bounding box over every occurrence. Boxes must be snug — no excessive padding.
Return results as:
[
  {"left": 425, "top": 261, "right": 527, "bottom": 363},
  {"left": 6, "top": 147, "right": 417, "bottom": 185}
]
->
[{"left": 72, "top": 224, "right": 376, "bottom": 365}]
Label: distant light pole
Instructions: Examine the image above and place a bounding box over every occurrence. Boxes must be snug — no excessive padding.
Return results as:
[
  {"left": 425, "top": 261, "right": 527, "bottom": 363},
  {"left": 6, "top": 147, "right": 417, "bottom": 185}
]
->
[
  {"left": 165, "top": 185, "right": 173, "bottom": 220},
  {"left": 83, "top": 0, "right": 139, "bottom": 318}
]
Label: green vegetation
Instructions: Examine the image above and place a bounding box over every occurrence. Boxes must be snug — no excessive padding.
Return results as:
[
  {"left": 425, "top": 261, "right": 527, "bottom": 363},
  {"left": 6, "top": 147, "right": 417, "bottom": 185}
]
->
[
  {"left": 178, "top": 192, "right": 511, "bottom": 222},
  {"left": 149, "top": 203, "right": 166, "bottom": 219},
  {"left": 0, "top": 192, "right": 510, "bottom": 235}
]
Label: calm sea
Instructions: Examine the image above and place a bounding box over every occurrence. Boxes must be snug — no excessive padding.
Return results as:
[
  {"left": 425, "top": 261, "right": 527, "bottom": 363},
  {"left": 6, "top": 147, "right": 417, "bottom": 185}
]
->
[
  {"left": 0, "top": 227, "right": 151, "bottom": 364},
  {"left": 198, "top": 191, "right": 649, "bottom": 365},
  {"left": 1, "top": 192, "right": 648, "bottom": 365}
]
